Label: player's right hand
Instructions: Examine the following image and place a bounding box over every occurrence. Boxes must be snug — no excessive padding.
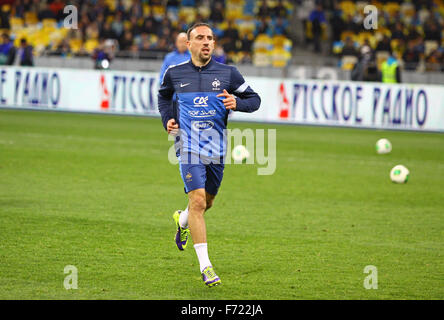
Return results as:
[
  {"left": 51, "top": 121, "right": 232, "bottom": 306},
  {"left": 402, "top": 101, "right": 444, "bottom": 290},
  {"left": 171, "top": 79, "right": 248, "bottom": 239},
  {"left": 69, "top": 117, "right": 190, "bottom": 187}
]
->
[{"left": 167, "top": 118, "right": 179, "bottom": 135}]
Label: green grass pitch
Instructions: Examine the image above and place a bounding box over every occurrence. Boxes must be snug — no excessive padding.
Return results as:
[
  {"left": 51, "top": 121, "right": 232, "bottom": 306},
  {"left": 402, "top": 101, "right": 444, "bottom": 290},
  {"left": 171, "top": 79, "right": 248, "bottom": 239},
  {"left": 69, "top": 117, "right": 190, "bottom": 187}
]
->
[{"left": 0, "top": 109, "right": 443, "bottom": 299}]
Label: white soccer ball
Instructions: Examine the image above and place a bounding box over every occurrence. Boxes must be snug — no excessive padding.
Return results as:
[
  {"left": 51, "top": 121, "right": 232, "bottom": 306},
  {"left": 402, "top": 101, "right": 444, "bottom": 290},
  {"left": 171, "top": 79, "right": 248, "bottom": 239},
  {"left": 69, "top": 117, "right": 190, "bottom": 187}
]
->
[
  {"left": 376, "top": 138, "right": 392, "bottom": 154},
  {"left": 390, "top": 165, "right": 410, "bottom": 184},
  {"left": 231, "top": 145, "right": 250, "bottom": 162}
]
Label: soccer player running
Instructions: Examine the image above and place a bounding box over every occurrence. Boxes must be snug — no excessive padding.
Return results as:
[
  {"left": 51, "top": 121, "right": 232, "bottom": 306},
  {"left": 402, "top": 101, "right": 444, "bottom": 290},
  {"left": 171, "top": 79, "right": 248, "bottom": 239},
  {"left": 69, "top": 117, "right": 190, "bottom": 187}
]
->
[{"left": 158, "top": 23, "right": 261, "bottom": 287}]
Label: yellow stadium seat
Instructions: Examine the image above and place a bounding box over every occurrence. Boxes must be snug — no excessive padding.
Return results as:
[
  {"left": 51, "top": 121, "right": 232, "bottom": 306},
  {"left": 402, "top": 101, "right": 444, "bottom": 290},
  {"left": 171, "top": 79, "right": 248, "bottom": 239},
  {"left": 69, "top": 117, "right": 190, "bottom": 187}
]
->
[
  {"left": 225, "top": 8, "right": 244, "bottom": 20},
  {"left": 254, "top": 34, "right": 272, "bottom": 50},
  {"left": 400, "top": 2, "right": 415, "bottom": 17},
  {"left": 425, "top": 40, "right": 439, "bottom": 56},
  {"left": 271, "top": 47, "right": 291, "bottom": 68},
  {"left": 340, "top": 1, "right": 357, "bottom": 15},
  {"left": 69, "top": 39, "right": 83, "bottom": 53},
  {"left": 384, "top": 2, "right": 400, "bottom": 18},
  {"left": 84, "top": 39, "right": 99, "bottom": 54},
  {"left": 143, "top": 4, "right": 151, "bottom": 15},
  {"left": 253, "top": 51, "right": 270, "bottom": 67},
  {"left": 152, "top": 5, "right": 166, "bottom": 19},
  {"left": 197, "top": 6, "right": 211, "bottom": 19},
  {"left": 106, "top": 15, "right": 114, "bottom": 24},
  {"left": 227, "top": 0, "right": 245, "bottom": 4},
  {"left": 10, "top": 17, "right": 24, "bottom": 31},
  {"left": 178, "top": 7, "right": 196, "bottom": 24},
  {"left": 105, "top": 0, "right": 116, "bottom": 11},
  {"left": 272, "top": 35, "right": 287, "bottom": 48},
  {"left": 341, "top": 55, "right": 358, "bottom": 70},
  {"left": 42, "top": 19, "right": 57, "bottom": 29},
  {"left": 283, "top": 38, "right": 292, "bottom": 52},
  {"left": 24, "top": 12, "right": 39, "bottom": 25},
  {"left": 390, "top": 39, "right": 402, "bottom": 52},
  {"left": 237, "top": 19, "right": 256, "bottom": 34},
  {"left": 340, "top": 31, "right": 357, "bottom": 42}
]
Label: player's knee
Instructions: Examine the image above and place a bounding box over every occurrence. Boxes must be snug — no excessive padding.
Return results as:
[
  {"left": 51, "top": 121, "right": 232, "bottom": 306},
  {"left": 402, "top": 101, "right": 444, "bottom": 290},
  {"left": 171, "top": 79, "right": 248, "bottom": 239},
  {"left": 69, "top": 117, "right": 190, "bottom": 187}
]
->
[{"left": 190, "top": 194, "right": 207, "bottom": 213}]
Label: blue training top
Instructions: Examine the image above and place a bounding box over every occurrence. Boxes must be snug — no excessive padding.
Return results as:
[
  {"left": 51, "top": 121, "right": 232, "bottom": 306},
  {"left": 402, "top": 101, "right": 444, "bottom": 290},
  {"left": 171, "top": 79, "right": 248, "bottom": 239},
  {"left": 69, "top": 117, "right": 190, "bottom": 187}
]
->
[{"left": 158, "top": 58, "right": 261, "bottom": 160}]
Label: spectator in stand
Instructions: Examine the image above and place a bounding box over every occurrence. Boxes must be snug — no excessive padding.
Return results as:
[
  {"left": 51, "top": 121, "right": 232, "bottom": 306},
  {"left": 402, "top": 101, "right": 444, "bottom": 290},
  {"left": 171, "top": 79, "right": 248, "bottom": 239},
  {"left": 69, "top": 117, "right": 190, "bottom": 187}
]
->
[
  {"left": 342, "top": 36, "right": 358, "bottom": 57},
  {"left": 128, "top": 0, "right": 143, "bottom": 20},
  {"left": 359, "top": 39, "right": 374, "bottom": 60},
  {"left": 0, "top": 33, "right": 15, "bottom": 65},
  {"left": 255, "top": 16, "right": 271, "bottom": 37},
  {"left": 151, "top": 38, "right": 170, "bottom": 55},
  {"left": 100, "top": 21, "right": 117, "bottom": 40},
  {"left": 402, "top": 41, "right": 421, "bottom": 71},
  {"left": 141, "top": 18, "right": 156, "bottom": 36},
  {"left": 138, "top": 32, "right": 152, "bottom": 54},
  {"left": 330, "top": 2, "right": 345, "bottom": 44},
  {"left": 49, "top": 0, "right": 64, "bottom": 21},
  {"left": 424, "top": 21, "right": 442, "bottom": 43},
  {"left": 0, "top": 5, "right": 10, "bottom": 29},
  {"left": 406, "top": 25, "right": 420, "bottom": 42},
  {"left": 18, "top": 38, "right": 34, "bottom": 66},
  {"left": 54, "top": 38, "right": 71, "bottom": 57},
  {"left": 309, "top": 3, "right": 326, "bottom": 53},
  {"left": 85, "top": 22, "right": 100, "bottom": 41},
  {"left": 119, "top": 30, "right": 134, "bottom": 51},
  {"left": 112, "top": 11, "right": 125, "bottom": 39},
  {"left": 352, "top": 46, "right": 380, "bottom": 82},
  {"left": 157, "top": 15, "right": 172, "bottom": 38},
  {"left": 129, "top": 16, "right": 142, "bottom": 37},
  {"left": 273, "top": 17, "right": 289, "bottom": 37},
  {"left": 221, "top": 20, "right": 239, "bottom": 53},
  {"left": 167, "top": 0, "right": 180, "bottom": 8},
  {"left": 376, "top": 35, "right": 392, "bottom": 55},
  {"left": 273, "top": 0, "right": 288, "bottom": 19},
  {"left": 209, "top": 2, "right": 224, "bottom": 23},
  {"left": 298, "top": 0, "right": 315, "bottom": 45},
  {"left": 95, "top": 12, "right": 105, "bottom": 31},
  {"left": 7, "top": 0, "right": 294, "bottom": 65},
  {"left": 37, "top": 2, "right": 56, "bottom": 21},
  {"left": 115, "top": 0, "right": 126, "bottom": 18},
  {"left": 257, "top": 0, "right": 271, "bottom": 19},
  {"left": 343, "top": 14, "right": 360, "bottom": 33},
  {"left": 425, "top": 48, "right": 443, "bottom": 71},
  {"left": 181, "top": 0, "right": 195, "bottom": 6},
  {"left": 240, "top": 31, "right": 254, "bottom": 53}
]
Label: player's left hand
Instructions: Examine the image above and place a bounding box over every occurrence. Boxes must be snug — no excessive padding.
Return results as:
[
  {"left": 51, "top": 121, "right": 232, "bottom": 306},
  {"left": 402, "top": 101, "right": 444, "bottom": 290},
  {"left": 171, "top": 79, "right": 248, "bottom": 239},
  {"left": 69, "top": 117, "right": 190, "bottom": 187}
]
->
[{"left": 217, "top": 89, "right": 236, "bottom": 110}]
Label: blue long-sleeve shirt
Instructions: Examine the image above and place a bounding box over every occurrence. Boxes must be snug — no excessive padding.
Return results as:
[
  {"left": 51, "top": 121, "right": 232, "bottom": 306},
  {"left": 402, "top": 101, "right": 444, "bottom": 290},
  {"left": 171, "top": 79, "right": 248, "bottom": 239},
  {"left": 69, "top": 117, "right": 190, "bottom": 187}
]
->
[
  {"left": 158, "top": 58, "right": 261, "bottom": 159},
  {"left": 158, "top": 49, "right": 191, "bottom": 85}
]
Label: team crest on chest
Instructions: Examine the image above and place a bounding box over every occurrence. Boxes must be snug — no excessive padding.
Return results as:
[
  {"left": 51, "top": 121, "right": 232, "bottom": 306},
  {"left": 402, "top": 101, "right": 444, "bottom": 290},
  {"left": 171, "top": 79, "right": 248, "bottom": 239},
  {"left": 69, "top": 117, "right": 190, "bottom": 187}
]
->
[{"left": 212, "top": 78, "right": 221, "bottom": 91}]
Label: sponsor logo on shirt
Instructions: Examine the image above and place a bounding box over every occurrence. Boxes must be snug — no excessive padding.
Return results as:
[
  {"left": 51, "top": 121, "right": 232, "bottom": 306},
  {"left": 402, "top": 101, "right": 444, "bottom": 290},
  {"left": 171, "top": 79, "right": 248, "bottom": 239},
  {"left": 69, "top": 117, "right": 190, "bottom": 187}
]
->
[
  {"left": 192, "top": 121, "right": 215, "bottom": 130},
  {"left": 188, "top": 109, "right": 216, "bottom": 117},
  {"left": 193, "top": 96, "right": 209, "bottom": 107}
]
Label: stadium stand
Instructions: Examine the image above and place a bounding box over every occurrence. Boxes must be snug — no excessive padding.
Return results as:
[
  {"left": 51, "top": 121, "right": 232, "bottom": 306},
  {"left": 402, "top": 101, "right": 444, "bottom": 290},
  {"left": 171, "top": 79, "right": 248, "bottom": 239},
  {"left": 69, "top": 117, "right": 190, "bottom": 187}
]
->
[
  {"left": 322, "top": 0, "right": 444, "bottom": 73},
  {"left": 2, "top": 0, "right": 443, "bottom": 76},
  {"left": 1, "top": 0, "right": 294, "bottom": 68}
]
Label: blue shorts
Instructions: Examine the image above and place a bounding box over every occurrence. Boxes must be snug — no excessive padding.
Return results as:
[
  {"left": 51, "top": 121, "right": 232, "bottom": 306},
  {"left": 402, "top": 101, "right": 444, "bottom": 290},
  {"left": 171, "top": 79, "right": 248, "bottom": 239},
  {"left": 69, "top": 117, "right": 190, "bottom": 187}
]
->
[{"left": 178, "top": 156, "right": 225, "bottom": 195}]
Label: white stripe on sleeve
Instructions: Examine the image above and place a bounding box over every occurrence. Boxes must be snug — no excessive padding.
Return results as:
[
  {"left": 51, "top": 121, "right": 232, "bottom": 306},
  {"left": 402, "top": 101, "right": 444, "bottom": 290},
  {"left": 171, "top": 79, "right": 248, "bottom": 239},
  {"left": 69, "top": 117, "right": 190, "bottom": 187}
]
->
[{"left": 234, "top": 82, "right": 249, "bottom": 93}]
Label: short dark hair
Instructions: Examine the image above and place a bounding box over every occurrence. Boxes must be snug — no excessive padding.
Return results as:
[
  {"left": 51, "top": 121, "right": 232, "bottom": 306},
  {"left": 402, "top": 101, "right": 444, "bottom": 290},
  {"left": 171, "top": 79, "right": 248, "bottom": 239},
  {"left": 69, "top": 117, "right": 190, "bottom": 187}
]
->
[{"left": 186, "top": 22, "right": 213, "bottom": 40}]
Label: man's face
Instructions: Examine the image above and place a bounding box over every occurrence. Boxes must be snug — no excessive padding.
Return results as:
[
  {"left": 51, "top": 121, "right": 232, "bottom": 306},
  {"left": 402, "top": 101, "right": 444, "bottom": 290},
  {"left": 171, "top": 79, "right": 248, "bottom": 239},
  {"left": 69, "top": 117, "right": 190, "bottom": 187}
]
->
[
  {"left": 176, "top": 33, "right": 188, "bottom": 53},
  {"left": 187, "top": 26, "right": 215, "bottom": 64}
]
